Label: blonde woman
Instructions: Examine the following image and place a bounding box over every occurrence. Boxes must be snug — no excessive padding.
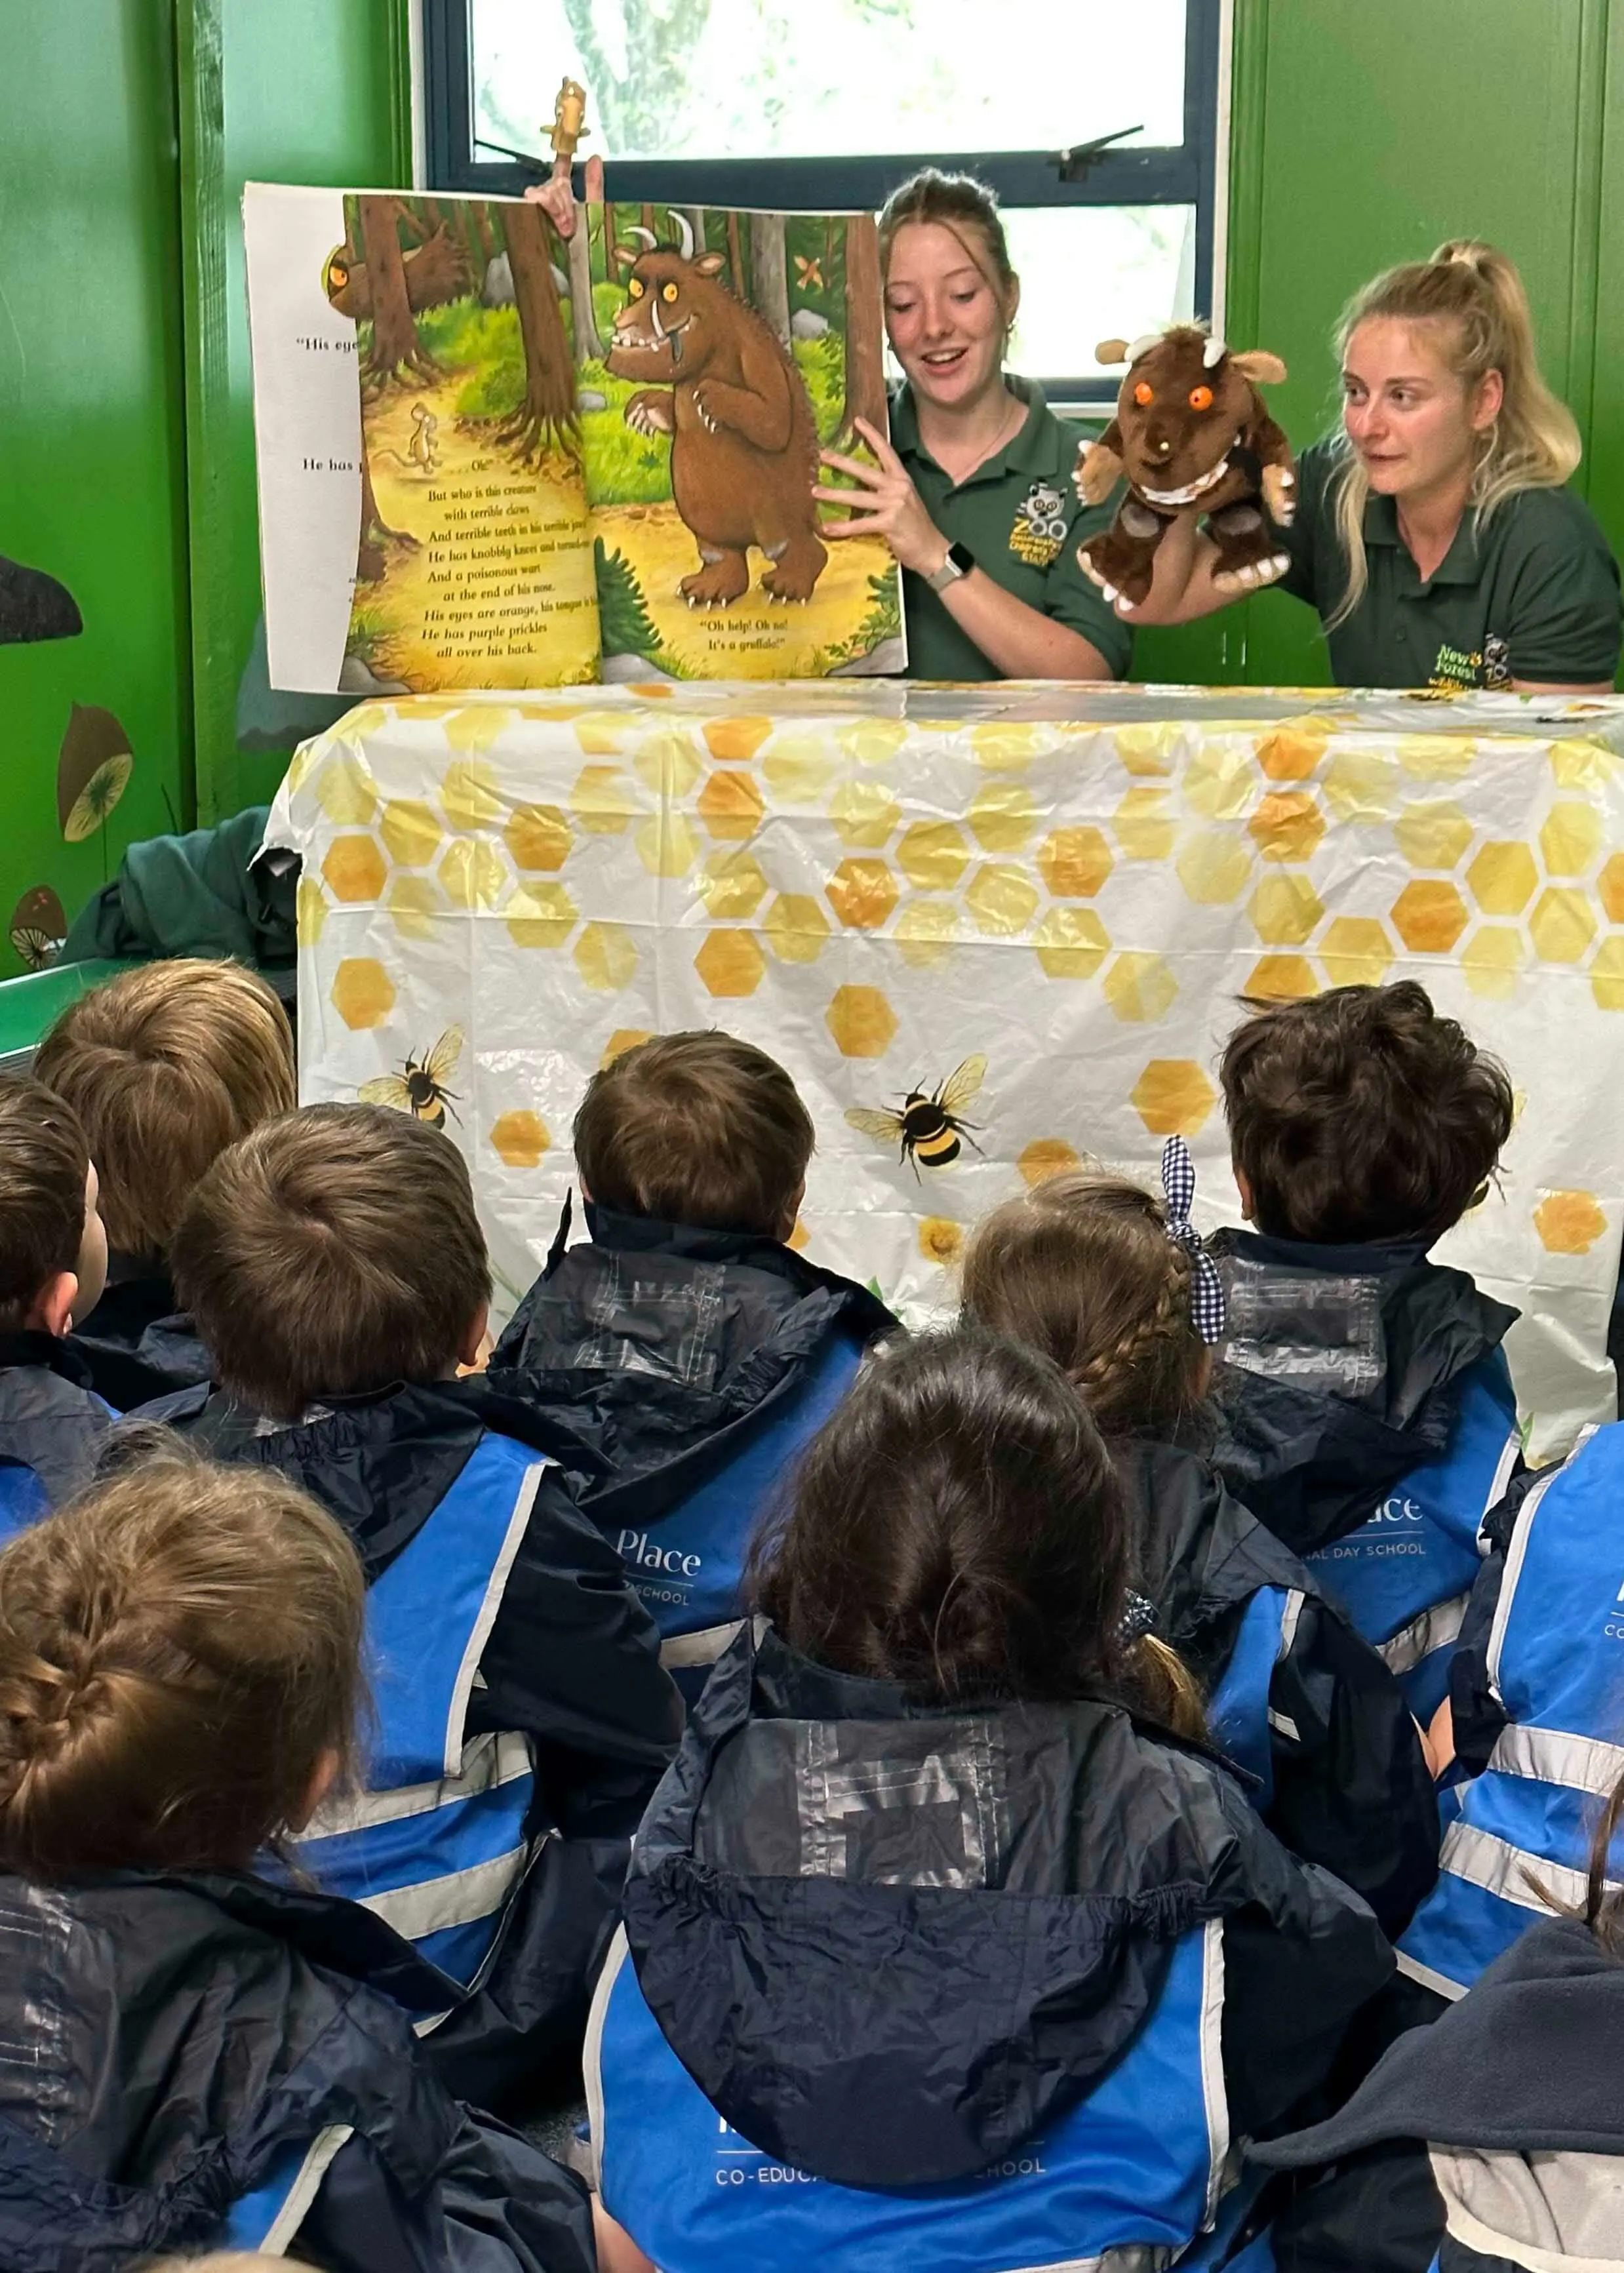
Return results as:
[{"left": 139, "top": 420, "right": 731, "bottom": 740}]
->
[{"left": 1119, "top": 241, "right": 1621, "bottom": 692}]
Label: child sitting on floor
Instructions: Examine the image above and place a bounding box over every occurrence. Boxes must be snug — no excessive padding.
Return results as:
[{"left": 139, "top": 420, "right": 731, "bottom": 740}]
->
[
  {"left": 35, "top": 959, "right": 295, "bottom": 1407},
  {"left": 165, "top": 1101, "right": 682, "bottom": 2109},
  {"left": 487, "top": 1031, "right": 896, "bottom": 1680},
  {"left": 586, "top": 1329, "right": 1394, "bottom": 2273},
  {"left": 0, "top": 1443, "right": 593, "bottom": 2273},
  {"left": 0, "top": 1073, "right": 111, "bottom": 1520},
  {"left": 961, "top": 1152, "right": 1438, "bottom": 1937},
  {"left": 1209, "top": 981, "right": 1520, "bottom": 1722}
]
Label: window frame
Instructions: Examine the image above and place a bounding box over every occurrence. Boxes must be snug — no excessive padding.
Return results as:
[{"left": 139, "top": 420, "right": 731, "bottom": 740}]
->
[{"left": 422, "top": 0, "right": 1224, "bottom": 403}]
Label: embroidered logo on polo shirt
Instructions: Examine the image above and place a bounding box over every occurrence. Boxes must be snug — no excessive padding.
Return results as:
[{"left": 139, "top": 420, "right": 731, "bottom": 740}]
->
[
  {"left": 1426, "top": 633, "right": 1510, "bottom": 693},
  {"left": 1009, "top": 481, "right": 1068, "bottom": 568}
]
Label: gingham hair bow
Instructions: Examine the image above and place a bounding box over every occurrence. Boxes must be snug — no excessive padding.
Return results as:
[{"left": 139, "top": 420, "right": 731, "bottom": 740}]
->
[{"left": 1160, "top": 1135, "right": 1227, "bottom": 1347}]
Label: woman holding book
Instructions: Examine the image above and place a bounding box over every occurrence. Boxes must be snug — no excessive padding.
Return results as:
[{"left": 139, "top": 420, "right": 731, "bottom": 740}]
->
[{"left": 812, "top": 169, "right": 1129, "bottom": 682}]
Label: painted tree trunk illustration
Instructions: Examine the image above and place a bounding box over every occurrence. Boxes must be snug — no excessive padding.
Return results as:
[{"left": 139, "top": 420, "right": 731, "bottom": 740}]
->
[
  {"left": 498, "top": 199, "right": 580, "bottom": 458},
  {"left": 567, "top": 207, "right": 604, "bottom": 363},
  {"left": 750, "top": 211, "right": 791, "bottom": 344},
  {"left": 841, "top": 214, "right": 886, "bottom": 439},
  {"left": 640, "top": 202, "right": 656, "bottom": 237},
  {"left": 457, "top": 200, "right": 489, "bottom": 293},
  {"left": 726, "top": 209, "right": 744, "bottom": 295},
  {"left": 359, "top": 195, "right": 437, "bottom": 386},
  {"left": 357, "top": 445, "right": 417, "bottom": 582},
  {"left": 684, "top": 207, "right": 707, "bottom": 256}
]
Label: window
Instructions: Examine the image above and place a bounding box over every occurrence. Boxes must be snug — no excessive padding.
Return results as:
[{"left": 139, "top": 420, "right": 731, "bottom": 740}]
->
[{"left": 423, "top": 0, "right": 1223, "bottom": 401}]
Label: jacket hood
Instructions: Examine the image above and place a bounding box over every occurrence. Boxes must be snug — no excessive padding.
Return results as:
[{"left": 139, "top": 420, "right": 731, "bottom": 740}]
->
[
  {"left": 68, "top": 1255, "right": 212, "bottom": 1408},
  {"left": 486, "top": 1210, "right": 896, "bottom": 1526},
  {"left": 1208, "top": 1231, "right": 1518, "bottom": 1551},
  {"left": 0, "top": 1868, "right": 460, "bottom": 2268},
  {"left": 0, "top": 1335, "right": 111, "bottom": 1505},
  {"left": 1256, "top": 1916, "right": 1624, "bottom": 2167},
  {"left": 622, "top": 1623, "right": 1324, "bottom": 2190}
]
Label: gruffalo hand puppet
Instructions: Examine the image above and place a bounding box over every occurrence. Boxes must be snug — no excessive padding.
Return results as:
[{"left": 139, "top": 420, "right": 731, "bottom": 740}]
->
[
  {"left": 1075, "top": 326, "right": 1296, "bottom": 614},
  {"left": 604, "top": 217, "right": 827, "bottom": 608}
]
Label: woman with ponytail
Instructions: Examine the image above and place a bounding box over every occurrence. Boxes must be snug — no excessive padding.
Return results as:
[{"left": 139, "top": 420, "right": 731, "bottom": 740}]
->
[
  {"left": 587, "top": 1328, "right": 1394, "bottom": 2273},
  {"left": 1123, "top": 239, "right": 1621, "bottom": 691}
]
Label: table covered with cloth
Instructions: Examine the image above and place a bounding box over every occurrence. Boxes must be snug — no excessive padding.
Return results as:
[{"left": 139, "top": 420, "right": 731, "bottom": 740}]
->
[{"left": 267, "top": 679, "right": 1624, "bottom": 1461}]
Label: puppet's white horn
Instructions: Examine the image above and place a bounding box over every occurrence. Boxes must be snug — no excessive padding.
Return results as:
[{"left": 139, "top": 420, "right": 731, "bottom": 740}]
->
[
  {"left": 671, "top": 210, "right": 695, "bottom": 260},
  {"left": 1203, "top": 336, "right": 1227, "bottom": 367},
  {"left": 624, "top": 226, "right": 658, "bottom": 249},
  {"left": 1126, "top": 331, "right": 1162, "bottom": 363}
]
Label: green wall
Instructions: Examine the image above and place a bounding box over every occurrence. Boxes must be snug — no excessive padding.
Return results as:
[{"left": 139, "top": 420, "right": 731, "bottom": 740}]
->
[{"left": 1137, "top": 0, "right": 1624, "bottom": 687}]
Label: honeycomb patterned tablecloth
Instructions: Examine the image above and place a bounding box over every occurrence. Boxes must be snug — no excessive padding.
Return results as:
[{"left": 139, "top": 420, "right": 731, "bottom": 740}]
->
[{"left": 268, "top": 679, "right": 1624, "bottom": 1460}]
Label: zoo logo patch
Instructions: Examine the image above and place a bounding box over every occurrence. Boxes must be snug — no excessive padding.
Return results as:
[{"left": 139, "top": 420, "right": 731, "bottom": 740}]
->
[
  {"left": 1008, "top": 481, "right": 1068, "bottom": 568},
  {"left": 1427, "top": 632, "right": 1511, "bottom": 693}
]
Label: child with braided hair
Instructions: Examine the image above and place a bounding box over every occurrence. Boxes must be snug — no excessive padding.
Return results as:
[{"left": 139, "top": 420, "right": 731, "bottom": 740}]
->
[
  {"left": 961, "top": 1145, "right": 1439, "bottom": 1939},
  {"left": 0, "top": 1440, "right": 593, "bottom": 2273}
]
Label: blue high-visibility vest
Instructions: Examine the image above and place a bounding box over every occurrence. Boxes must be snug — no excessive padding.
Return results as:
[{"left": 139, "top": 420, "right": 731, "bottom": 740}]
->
[
  {"left": 289, "top": 1433, "right": 544, "bottom": 1989},
  {"left": 1303, "top": 1351, "right": 1521, "bottom": 1722},
  {"left": 1206, "top": 1583, "right": 1308, "bottom": 1805},
  {"left": 1398, "top": 1423, "right": 1620, "bottom": 2001},
  {"left": 220, "top": 2125, "right": 355, "bottom": 2253},
  {"left": 0, "top": 1465, "right": 48, "bottom": 1541},
  {"left": 589, "top": 1920, "right": 1270, "bottom": 2273},
  {"left": 606, "top": 1329, "right": 865, "bottom": 1677}
]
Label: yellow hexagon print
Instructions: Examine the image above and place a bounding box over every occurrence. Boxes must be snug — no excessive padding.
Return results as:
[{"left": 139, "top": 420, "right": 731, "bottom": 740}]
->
[
  {"left": 829, "top": 781, "right": 902, "bottom": 849},
  {"left": 635, "top": 812, "right": 700, "bottom": 878},
  {"left": 1318, "top": 917, "right": 1393, "bottom": 989},
  {"left": 1322, "top": 751, "right": 1399, "bottom": 824},
  {"left": 1112, "top": 789, "right": 1176, "bottom": 861},
  {"left": 1130, "top": 1059, "right": 1217, "bottom": 1136},
  {"left": 1034, "top": 907, "right": 1109, "bottom": 979},
  {"left": 1397, "top": 734, "right": 1475, "bottom": 783},
  {"left": 1394, "top": 801, "right": 1473, "bottom": 869},
  {"left": 1113, "top": 722, "right": 1181, "bottom": 777},
  {"left": 315, "top": 749, "right": 378, "bottom": 826},
  {"left": 1599, "top": 853, "right": 1624, "bottom": 923},
  {"left": 1103, "top": 952, "right": 1178, "bottom": 1022},
  {"left": 1591, "top": 938, "right": 1624, "bottom": 1010},
  {"left": 1018, "top": 1137, "right": 1082, "bottom": 1186},
  {"left": 1176, "top": 830, "right": 1252, "bottom": 905},
  {"left": 968, "top": 785, "right": 1038, "bottom": 855},
  {"left": 1183, "top": 744, "right": 1255, "bottom": 821},
  {"left": 506, "top": 882, "right": 577, "bottom": 948},
  {"left": 570, "top": 765, "right": 638, "bottom": 835},
  {"left": 694, "top": 931, "right": 766, "bottom": 998},
  {"left": 1245, "top": 954, "right": 1318, "bottom": 999},
  {"left": 697, "top": 770, "right": 766, "bottom": 842},
  {"left": 1539, "top": 802, "right": 1604, "bottom": 878},
  {"left": 1256, "top": 728, "right": 1326, "bottom": 782},
  {"left": 1467, "top": 841, "right": 1538, "bottom": 915},
  {"left": 576, "top": 922, "right": 639, "bottom": 991},
  {"left": 966, "top": 863, "right": 1040, "bottom": 937},
  {"left": 572, "top": 710, "right": 633, "bottom": 757},
  {"left": 827, "top": 858, "right": 899, "bottom": 930},
  {"left": 971, "top": 722, "right": 1048, "bottom": 772},
  {"left": 1037, "top": 825, "right": 1113, "bottom": 899},
  {"left": 763, "top": 733, "right": 839, "bottom": 804},
  {"left": 1391, "top": 880, "right": 1469, "bottom": 955},
  {"left": 696, "top": 852, "right": 768, "bottom": 919},
  {"left": 504, "top": 803, "right": 572, "bottom": 872},
  {"left": 490, "top": 1111, "right": 551, "bottom": 1168},
  {"left": 838, "top": 717, "right": 909, "bottom": 767},
  {"left": 439, "top": 758, "right": 504, "bottom": 831},
  {"left": 1529, "top": 888, "right": 1596, "bottom": 964},
  {"left": 1250, "top": 874, "right": 1323, "bottom": 945},
  {"left": 332, "top": 957, "right": 395, "bottom": 1029},
  {"left": 899, "top": 821, "right": 972, "bottom": 892},
  {"left": 895, "top": 899, "right": 960, "bottom": 972},
  {"left": 1534, "top": 1190, "right": 1608, "bottom": 1254},
  {"left": 382, "top": 799, "right": 446, "bottom": 867},
  {"left": 386, "top": 875, "right": 441, "bottom": 941},
  {"left": 321, "top": 835, "right": 386, "bottom": 904},
  {"left": 601, "top": 1028, "right": 653, "bottom": 1066},
  {"left": 633, "top": 728, "right": 703, "bottom": 799},
  {"left": 702, "top": 716, "right": 772, "bottom": 762},
  {"left": 1248, "top": 789, "right": 1325, "bottom": 864},
  {"left": 439, "top": 839, "right": 507, "bottom": 911},
  {"left": 1462, "top": 926, "right": 1524, "bottom": 1000},
  {"left": 764, "top": 894, "right": 831, "bottom": 964},
  {"left": 443, "top": 704, "right": 513, "bottom": 756},
  {"left": 296, "top": 874, "right": 328, "bottom": 945},
  {"left": 827, "top": 984, "right": 898, "bottom": 1057},
  {"left": 918, "top": 1217, "right": 964, "bottom": 1267}
]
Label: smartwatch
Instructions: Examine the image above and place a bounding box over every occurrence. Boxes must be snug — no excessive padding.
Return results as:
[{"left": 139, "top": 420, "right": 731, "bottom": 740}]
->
[{"left": 925, "top": 541, "right": 975, "bottom": 593}]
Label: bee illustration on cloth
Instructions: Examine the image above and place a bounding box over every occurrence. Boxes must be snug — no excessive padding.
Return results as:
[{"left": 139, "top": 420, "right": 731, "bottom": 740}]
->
[
  {"left": 846, "top": 1055, "right": 987, "bottom": 1179},
  {"left": 358, "top": 1026, "right": 464, "bottom": 1127}
]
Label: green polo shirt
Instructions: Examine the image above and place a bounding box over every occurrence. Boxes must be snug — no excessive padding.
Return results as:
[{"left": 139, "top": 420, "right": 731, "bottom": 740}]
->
[
  {"left": 1280, "top": 437, "right": 1622, "bottom": 688},
  {"left": 891, "top": 378, "right": 1131, "bottom": 680}
]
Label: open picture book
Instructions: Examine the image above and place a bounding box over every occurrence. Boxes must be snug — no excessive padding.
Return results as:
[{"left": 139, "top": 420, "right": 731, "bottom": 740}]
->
[{"left": 243, "top": 184, "right": 905, "bottom": 693}]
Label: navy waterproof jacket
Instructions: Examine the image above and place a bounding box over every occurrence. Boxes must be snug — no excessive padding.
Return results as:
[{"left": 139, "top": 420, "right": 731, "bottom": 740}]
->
[
  {"left": 68, "top": 1252, "right": 212, "bottom": 1412},
  {"left": 0, "top": 1333, "right": 115, "bottom": 1523},
  {"left": 0, "top": 1867, "right": 594, "bottom": 2272},
  {"left": 161, "top": 1376, "right": 683, "bottom": 2106}
]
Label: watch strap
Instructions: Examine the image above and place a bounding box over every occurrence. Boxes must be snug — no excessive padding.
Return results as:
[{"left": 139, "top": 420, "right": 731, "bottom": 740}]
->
[{"left": 925, "top": 541, "right": 974, "bottom": 594}]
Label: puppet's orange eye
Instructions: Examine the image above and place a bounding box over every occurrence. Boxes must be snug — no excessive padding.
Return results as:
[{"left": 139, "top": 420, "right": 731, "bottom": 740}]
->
[
  {"left": 627, "top": 276, "right": 645, "bottom": 299},
  {"left": 661, "top": 281, "right": 679, "bottom": 304},
  {"left": 1133, "top": 382, "right": 1154, "bottom": 406},
  {"left": 1188, "top": 384, "right": 1214, "bottom": 411}
]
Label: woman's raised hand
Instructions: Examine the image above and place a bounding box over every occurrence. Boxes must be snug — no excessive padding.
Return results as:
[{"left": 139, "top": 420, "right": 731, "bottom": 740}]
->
[{"left": 813, "top": 416, "right": 945, "bottom": 577}]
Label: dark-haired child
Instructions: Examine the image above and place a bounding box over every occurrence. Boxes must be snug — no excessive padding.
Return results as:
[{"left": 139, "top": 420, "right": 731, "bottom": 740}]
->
[
  {"left": 36, "top": 959, "right": 296, "bottom": 1406},
  {"left": 488, "top": 1031, "right": 896, "bottom": 1682},
  {"left": 587, "top": 1329, "right": 1394, "bottom": 2273},
  {"left": 1210, "top": 981, "right": 1521, "bottom": 1721},
  {"left": 163, "top": 1102, "right": 681, "bottom": 2108},
  {"left": 0, "top": 1446, "right": 593, "bottom": 2272},
  {"left": 0, "top": 1073, "right": 111, "bottom": 1524},
  {"left": 962, "top": 1156, "right": 1438, "bottom": 1937}
]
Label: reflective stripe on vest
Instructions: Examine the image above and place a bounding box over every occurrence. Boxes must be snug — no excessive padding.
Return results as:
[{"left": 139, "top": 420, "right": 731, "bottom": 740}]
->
[
  {"left": 588, "top": 1918, "right": 1251, "bottom": 2273},
  {"left": 289, "top": 1434, "right": 544, "bottom": 1986},
  {"left": 1398, "top": 1425, "right": 1623, "bottom": 1999},
  {"left": 1304, "top": 1351, "right": 1520, "bottom": 1722},
  {"left": 606, "top": 1330, "right": 865, "bottom": 1649},
  {"left": 1206, "top": 1586, "right": 1306, "bottom": 1804},
  {"left": 220, "top": 2124, "right": 354, "bottom": 2253}
]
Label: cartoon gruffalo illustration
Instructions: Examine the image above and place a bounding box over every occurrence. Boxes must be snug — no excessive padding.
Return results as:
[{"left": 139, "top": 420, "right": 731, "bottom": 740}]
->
[
  {"left": 604, "top": 217, "right": 827, "bottom": 608},
  {"left": 1075, "top": 326, "right": 1296, "bottom": 614}
]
